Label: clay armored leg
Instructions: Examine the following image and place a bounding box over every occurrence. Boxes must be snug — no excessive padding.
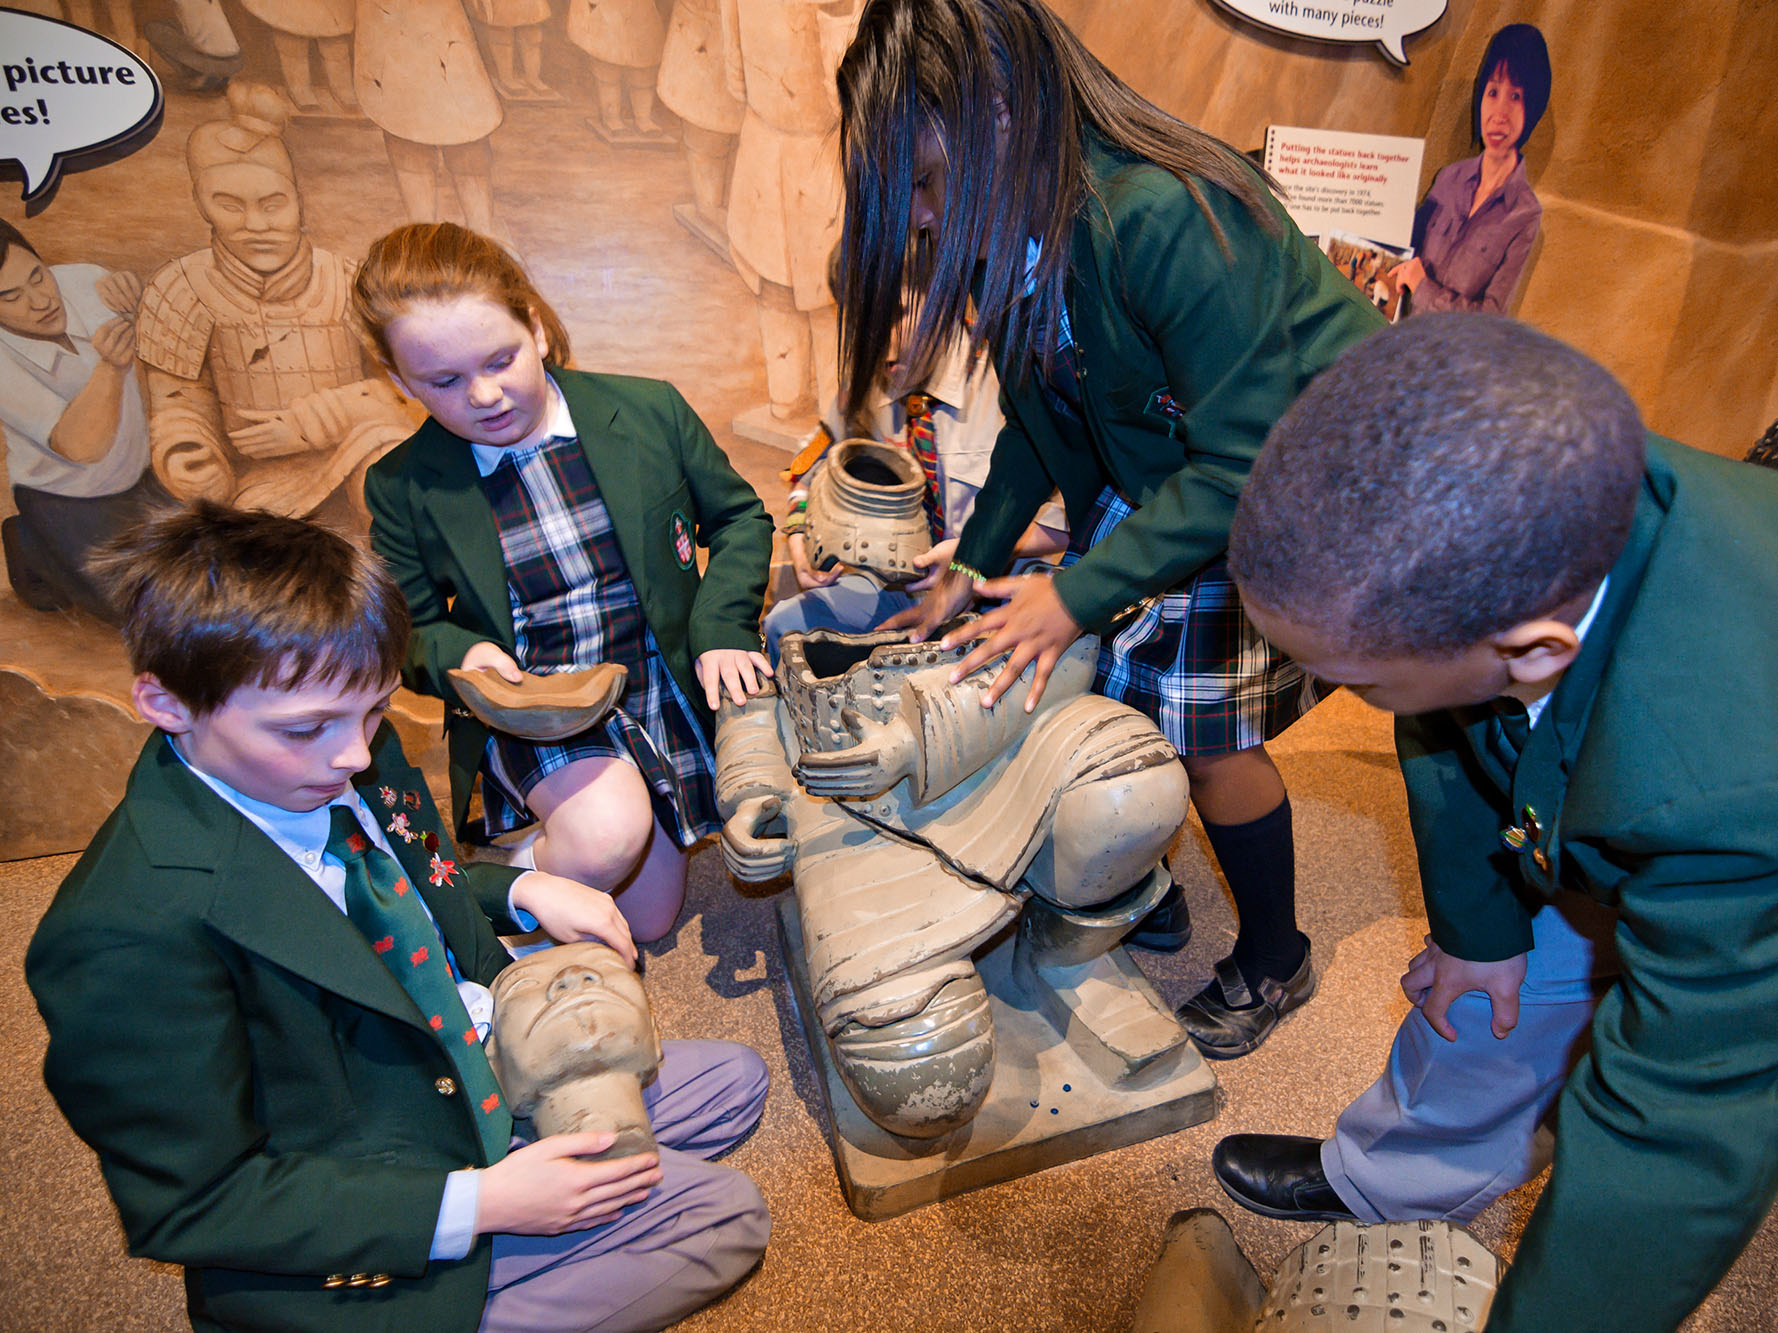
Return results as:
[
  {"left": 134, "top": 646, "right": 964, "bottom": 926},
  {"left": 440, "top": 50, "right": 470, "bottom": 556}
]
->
[
  {"left": 1012, "top": 701, "right": 1197, "bottom": 1079},
  {"left": 714, "top": 675, "right": 1017, "bottom": 1139}
]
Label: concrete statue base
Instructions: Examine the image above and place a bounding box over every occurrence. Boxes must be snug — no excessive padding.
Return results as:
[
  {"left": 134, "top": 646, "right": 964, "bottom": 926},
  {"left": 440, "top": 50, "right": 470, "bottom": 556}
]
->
[
  {"left": 777, "top": 895, "right": 1218, "bottom": 1221},
  {"left": 583, "top": 117, "right": 680, "bottom": 151},
  {"left": 731, "top": 402, "right": 818, "bottom": 453}
]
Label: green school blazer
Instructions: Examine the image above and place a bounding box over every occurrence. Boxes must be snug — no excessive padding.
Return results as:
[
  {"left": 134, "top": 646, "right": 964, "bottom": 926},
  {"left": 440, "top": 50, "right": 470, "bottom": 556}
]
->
[
  {"left": 364, "top": 369, "right": 772, "bottom": 834},
  {"left": 27, "top": 727, "right": 524, "bottom": 1333},
  {"left": 1398, "top": 438, "right": 1778, "bottom": 1332},
  {"left": 951, "top": 136, "right": 1385, "bottom": 631}
]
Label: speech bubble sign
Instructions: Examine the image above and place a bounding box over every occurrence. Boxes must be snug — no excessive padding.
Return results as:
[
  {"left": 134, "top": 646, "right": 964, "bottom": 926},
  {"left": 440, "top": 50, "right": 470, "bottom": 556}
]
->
[
  {"left": 0, "top": 8, "right": 161, "bottom": 203},
  {"left": 1211, "top": 0, "right": 1446, "bottom": 66}
]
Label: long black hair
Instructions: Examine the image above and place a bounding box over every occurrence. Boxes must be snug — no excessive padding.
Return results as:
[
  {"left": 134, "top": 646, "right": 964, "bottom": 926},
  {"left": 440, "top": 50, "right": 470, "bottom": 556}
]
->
[{"left": 835, "top": 0, "right": 1278, "bottom": 418}]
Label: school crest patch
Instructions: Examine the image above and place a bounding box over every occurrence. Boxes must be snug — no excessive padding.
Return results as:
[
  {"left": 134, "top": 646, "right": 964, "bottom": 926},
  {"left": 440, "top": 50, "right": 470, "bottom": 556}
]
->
[
  {"left": 670, "top": 509, "right": 695, "bottom": 569},
  {"left": 1144, "top": 388, "right": 1187, "bottom": 423}
]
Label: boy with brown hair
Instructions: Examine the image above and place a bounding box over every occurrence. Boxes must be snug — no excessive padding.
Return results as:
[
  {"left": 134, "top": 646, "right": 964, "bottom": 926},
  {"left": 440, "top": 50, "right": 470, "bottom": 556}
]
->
[
  {"left": 1212, "top": 314, "right": 1778, "bottom": 1331},
  {"left": 27, "top": 502, "right": 769, "bottom": 1333}
]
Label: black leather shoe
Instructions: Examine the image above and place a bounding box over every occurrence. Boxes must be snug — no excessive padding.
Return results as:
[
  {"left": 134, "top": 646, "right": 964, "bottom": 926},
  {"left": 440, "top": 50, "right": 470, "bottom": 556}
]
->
[
  {"left": 1125, "top": 880, "right": 1192, "bottom": 952},
  {"left": 1176, "top": 936, "right": 1315, "bottom": 1058},
  {"left": 1212, "top": 1133, "right": 1356, "bottom": 1222}
]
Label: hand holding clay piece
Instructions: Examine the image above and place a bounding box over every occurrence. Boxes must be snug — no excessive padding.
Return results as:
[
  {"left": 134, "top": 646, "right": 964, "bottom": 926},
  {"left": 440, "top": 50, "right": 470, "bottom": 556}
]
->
[
  {"left": 487, "top": 943, "right": 664, "bottom": 1158},
  {"left": 447, "top": 663, "right": 629, "bottom": 741}
]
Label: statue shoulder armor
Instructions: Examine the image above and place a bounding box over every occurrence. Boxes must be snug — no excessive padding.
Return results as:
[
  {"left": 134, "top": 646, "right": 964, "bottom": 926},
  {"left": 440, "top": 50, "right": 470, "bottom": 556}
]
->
[
  {"left": 299, "top": 247, "right": 353, "bottom": 319},
  {"left": 137, "top": 256, "right": 217, "bottom": 379}
]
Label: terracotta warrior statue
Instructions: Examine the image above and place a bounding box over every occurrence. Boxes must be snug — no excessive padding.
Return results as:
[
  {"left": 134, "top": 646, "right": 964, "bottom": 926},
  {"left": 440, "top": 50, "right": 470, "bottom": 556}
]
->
[
  {"left": 486, "top": 942, "right": 664, "bottom": 1159},
  {"left": 720, "top": 0, "right": 859, "bottom": 421},
  {"left": 567, "top": 0, "right": 672, "bottom": 142},
  {"left": 1131, "top": 1212, "right": 1501, "bottom": 1333},
  {"left": 715, "top": 624, "right": 1192, "bottom": 1139},
  {"left": 238, "top": 0, "right": 359, "bottom": 116},
  {"left": 657, "top": 0, "right": 745, "bottom": 236},
  {"left": 135, "top": 82, "right": 412, "bottom": 522}
]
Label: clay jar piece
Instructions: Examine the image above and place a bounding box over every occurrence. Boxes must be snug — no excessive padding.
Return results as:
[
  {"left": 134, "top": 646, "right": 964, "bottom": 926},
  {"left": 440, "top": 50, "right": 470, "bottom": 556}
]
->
[
  {"left": 447, "top": 663, "right": 629, "bottom": 741},
  {"left": 804, "top": 438, "right": 933, "bottom": 586}
]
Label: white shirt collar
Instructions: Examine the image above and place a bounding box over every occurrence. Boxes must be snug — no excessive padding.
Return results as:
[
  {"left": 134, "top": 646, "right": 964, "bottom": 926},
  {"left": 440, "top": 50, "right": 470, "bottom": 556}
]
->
[
  {"left": 469, "top": 375, "right": 574, "bottom": 477},
  {"left": 170, "top": 736, "right": 392, "bottom": 870},
  {"left": 1525, "top": 575, "right": 1610, "bottom": 727}
]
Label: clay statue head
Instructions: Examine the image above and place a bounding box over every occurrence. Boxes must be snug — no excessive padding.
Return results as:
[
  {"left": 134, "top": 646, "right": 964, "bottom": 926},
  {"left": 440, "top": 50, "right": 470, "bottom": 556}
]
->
[
  {"left": 186, "top": 82, "right": 304, "bottom": 274},
  {"left": 487, "top": 943, "right": 663, "bottom": 1156}
]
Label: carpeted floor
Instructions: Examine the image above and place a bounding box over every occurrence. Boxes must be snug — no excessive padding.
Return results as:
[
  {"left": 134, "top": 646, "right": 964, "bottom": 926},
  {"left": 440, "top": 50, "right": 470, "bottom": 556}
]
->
[{"left": 6, "top": 690, "right": 1775, "bottom": 1332}]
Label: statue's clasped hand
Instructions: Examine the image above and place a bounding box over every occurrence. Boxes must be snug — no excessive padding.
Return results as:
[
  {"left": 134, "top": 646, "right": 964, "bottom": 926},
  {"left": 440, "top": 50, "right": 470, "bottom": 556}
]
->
[
  {"left": 792, "top": 707, "right": 917, "bottom": 798},
  {"left": 720, "top": 795, "right": 794, "bottom": 883}
]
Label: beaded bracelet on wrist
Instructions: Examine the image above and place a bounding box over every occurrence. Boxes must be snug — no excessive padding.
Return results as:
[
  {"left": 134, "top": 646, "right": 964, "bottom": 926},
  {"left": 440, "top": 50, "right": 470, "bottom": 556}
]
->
[{"left": 947, "top": 560, "right": 986, "bottom": 581}]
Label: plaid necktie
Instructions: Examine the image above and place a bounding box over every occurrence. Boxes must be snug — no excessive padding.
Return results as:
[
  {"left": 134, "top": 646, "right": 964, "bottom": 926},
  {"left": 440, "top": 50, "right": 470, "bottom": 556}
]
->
[
  {"left": 327, "top": 807, "right": 512, "bottom": 1163},
  {"left": 903, "top": 392, "right": 944, "bottom": 539}
]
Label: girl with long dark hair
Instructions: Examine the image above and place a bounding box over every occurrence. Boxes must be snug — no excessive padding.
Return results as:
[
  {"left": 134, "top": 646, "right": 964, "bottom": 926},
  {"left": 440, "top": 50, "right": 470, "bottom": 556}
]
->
[{"left": 835, "top": 0, "right": 1383, "bottom": 1056}]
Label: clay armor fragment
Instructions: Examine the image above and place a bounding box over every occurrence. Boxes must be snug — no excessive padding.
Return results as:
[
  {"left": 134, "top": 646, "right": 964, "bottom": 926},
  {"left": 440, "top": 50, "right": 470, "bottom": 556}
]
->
[
  {"left": 447, "top": 664, "right": 629, "bottom": 742},
  {"left": 1260, "top": 1221, "right": 1501, "bottom": 1330},
  {"left": 804, "top": 440, "right": 932, "bottom": 586}
]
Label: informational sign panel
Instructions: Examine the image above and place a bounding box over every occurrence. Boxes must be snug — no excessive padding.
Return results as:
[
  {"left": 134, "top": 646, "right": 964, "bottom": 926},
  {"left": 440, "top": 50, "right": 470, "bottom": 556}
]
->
[
  {"left": 1263, "top": 124, "right": 1424, "bottom": 250},
  {"left": 1212, "top": 0, "right": 1446, "bottom": 66},
  {"left": 0, "top": 8, "right": 160, "bottom": 203}
]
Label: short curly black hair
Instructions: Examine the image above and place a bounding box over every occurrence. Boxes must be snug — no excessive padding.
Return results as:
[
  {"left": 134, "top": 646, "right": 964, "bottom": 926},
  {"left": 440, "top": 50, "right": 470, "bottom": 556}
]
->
[{"left": 1229, "top": 315, "right": 1644, "bottom": 658}]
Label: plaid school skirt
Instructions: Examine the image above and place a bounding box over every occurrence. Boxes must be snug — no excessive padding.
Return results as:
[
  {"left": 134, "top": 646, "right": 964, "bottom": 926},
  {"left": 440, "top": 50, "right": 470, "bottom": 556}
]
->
[
  {"left": 1063, "top": 487, "right": 1326, "bottom": 757},
  {"left": 475, "top": 437, "right": 721, "bottom": 848},
  {"left": 479, "top": 654, "right": 722, "bottom": 850}
]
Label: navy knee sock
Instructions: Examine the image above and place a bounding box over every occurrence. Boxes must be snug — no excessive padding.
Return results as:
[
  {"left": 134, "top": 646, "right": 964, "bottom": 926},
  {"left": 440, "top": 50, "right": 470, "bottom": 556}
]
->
[{"left": 1201, "top": 798, "right": 1304, "bottom": 988}]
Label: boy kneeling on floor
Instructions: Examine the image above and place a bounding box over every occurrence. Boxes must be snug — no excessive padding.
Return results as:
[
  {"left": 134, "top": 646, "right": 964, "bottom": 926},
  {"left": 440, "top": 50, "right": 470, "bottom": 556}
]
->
[{"left": 28, "top": 502, "right": 769, "bottom": 1333}]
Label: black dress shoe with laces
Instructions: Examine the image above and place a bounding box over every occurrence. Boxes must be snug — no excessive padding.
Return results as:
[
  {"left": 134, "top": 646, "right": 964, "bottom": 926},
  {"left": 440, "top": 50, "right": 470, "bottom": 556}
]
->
[
  {"left": 1212, "top": 1133, "right": 1357, "bottom": 1222},
  {"left": 1124, "top": 880, "right": 1192, "bottom": 952},
  {"left": 1176, "top": 935, "right": 1315, "bottom": 1058}
]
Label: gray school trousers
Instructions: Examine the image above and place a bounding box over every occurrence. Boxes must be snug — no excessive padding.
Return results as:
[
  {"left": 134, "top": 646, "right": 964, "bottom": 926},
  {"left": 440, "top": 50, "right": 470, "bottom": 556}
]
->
[
  {"left": 1322, "top": 890, "right": 1620, "bottom": 1222},
  {"left": 480, "top": 1039, "right": 770, "bottom": 1333}
]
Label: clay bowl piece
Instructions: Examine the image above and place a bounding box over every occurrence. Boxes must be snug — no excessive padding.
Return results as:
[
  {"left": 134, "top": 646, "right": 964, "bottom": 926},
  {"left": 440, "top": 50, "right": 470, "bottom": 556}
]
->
[{"left": 446, "top": 663, "right": 629, "bottom": 742}]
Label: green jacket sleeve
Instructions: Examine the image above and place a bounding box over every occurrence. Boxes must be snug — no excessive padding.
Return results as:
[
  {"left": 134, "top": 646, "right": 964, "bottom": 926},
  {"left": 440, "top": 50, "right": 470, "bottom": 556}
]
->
[
  {"left": 1047, "top": 171, "right": 1384, "bottom": 631},
  {"left": 1487, "top": 782, "right": 1778, "bottom": 1331},
  {"left": 671, "top": 387, "right": 772, "bottom": 659},
  {"left": 1395, "top": 710, "right": 1537, "bottom": 961},
  {"left": 364, "top": 446, "right": 490, "bottom": 703}
]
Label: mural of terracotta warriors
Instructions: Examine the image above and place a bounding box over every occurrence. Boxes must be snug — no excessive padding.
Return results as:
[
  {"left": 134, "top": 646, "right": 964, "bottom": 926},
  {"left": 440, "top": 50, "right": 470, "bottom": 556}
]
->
[
  {"left": 658, "top": 0, "right": 745, "bottom": 239},
  {"left": 239, "top": 0, "right": 359, "bottom": 116},
  {"left": 134, "top": 83, "right": 412, "bottom": 523},
  {"left": 721, "top": 0, "right": 859, "bottom": 423},
  {"left": 567, "top": 0, "right": 672, "bottom": 144},
  {"left": 353, "top": 0, "right": 511, "bottom": 245},
  {"left": 467, "top": 0, "right": 562, "bottom": 104}
]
